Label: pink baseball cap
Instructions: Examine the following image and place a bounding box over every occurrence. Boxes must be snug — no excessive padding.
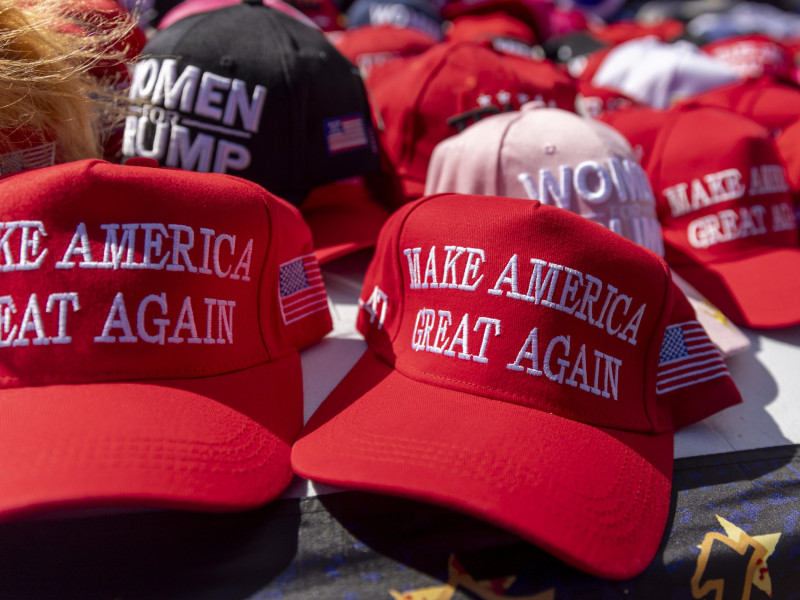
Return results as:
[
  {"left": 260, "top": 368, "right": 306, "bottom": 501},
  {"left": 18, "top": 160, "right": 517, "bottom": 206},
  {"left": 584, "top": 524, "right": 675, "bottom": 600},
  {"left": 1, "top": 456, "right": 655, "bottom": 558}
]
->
[
  {"left": 425, "top": 102, "right": 751, "bottom": 357},
  {"left": 292, "top": 193, "right": 741, "bottom": 579},
  {"left": 646, "top": 105, "right": 800, "bottom": 328},
  {"left": 157, "top": 0, "right": 320, "bottom": 29},
  {"left": 0, "top": 158, "right": 332, "bottom": 521},
  {"left": 368, "top": 39, "right": 577, "bottom": 203}
]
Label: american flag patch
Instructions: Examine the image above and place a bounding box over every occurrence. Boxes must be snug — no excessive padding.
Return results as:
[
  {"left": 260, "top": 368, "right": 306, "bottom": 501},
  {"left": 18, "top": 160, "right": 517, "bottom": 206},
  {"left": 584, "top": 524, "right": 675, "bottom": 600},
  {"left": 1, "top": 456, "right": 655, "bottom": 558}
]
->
[
  {"left": 0, "top": 142, "right": 55, "bottom": 175},
  {"left": 656, "top": 321, "right": 729, "bottom": 394},
  {"left": 278, "top": 254, "right": 328, "bottom": 325},
  {"left": 324, "top": 115, "right": 369, "bottom": 154}
]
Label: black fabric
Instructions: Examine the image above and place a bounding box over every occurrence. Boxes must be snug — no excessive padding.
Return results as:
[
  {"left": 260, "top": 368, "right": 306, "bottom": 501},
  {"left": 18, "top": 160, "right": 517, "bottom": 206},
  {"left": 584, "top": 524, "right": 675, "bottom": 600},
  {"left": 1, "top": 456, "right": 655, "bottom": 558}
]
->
[
  {"left": 124, "top": 4, "right": 380, "bottom": 205},
  {"left": 543, "top": 31, "right": 609, "bottom": 63},
  {"left": 2, "top": 445, "right": 799, "bottom": 598}
]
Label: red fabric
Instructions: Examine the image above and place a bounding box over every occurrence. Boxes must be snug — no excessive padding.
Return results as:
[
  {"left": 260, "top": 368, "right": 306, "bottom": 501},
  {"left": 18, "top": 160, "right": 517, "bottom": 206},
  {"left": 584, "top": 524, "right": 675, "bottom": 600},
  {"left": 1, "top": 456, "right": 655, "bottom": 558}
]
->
[
  {"left": 332, "top": 25, "right": 438, "bottom": 80},
  {"left": 686, "top": 76, "right": 800, "bottom": 136},
  {"left": 567, "top": 44, "right": 612, "bottom": 81},
  {"left": 368, "top": 40, "right": 577, "bottom": 203},
  {"left": 440, "top": 0, "right": 554, "bottom": 40},
  {"left": 775, "top": 117, "right": 800, "bottom": 198},
  {"left": 597, "top": 104, "right": 672, "bottom": 169},
  {"left": 645, "top": 106, "right": 800, "bottom": 328},
  {"left": 576, "top": 80, "right": 639, "bottom": 118},
  {"left": 445, "top": 13, "right": 538, "bottom": 44},
  {"left": 588, "top": 19, "right": 684, "bottom": 45},
  {"left": 288, "top": 0, "right": 344, "bottom": 31},
  {"left": 546, "top": 6, "right": 588, "bottom": 38},
  {"left": 0, "top": 159, "right": 332, "bottom": 520},
  {"left": 702, "top": 34, "right": 794, "bottom": 81},
  {"left": 293, "top": 193, "right": 741, "bottom": 579},
  {"left": 300, "top": 176, "right": 391, "bottom": 264},
  {"left": 59, "top": 0, "right": 146, "bottom": 83}
]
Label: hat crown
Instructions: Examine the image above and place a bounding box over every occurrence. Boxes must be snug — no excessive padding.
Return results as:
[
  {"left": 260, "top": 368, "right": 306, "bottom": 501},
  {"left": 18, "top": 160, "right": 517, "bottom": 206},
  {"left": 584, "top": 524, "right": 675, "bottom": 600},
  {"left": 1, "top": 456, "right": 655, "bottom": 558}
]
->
[
  {"left": 357, "top": 194, "right": 678, "bottom": 433},
  {"left": 0, "top": 160, "right": 331, "bottom": 388}
]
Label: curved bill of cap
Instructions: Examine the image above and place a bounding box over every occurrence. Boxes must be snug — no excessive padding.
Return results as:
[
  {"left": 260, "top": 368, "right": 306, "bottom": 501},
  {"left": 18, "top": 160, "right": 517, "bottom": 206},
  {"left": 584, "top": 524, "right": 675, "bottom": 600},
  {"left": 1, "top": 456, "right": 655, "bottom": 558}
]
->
[
  {"left": 0, "top": 353, "right": 302, "bottom": 522},
  {"left": 292, "top": 351, "right": 674, "bottom": 580},
  {"left": 672, "top": 247, "right": 800, "bottom": 329}
]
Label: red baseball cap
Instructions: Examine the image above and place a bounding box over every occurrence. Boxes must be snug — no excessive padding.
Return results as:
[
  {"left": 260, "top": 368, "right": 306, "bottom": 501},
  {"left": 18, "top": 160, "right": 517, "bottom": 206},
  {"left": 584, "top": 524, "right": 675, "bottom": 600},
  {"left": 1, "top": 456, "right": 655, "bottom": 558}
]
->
[
  {"left": 440, "top": 0, "right": 553, "bottom": 40},
  {"left": 368, "top": 39, "right": 577, "bottom": 202},
  {"left": 58, "top": 0, "right": 146, "bottom": 84},
  {"left": 331, "top": 24, "right": 438, "bottom": 80},
  {"left": 445, "top": 13, "right": 538, "bottom": 45},
  {"left": 587, "top": 18, "right": 685, "bottom": 45},
  {"left": 597, "top": 104, "right": 673, "bottom": 168},
  {"left": 0, "top": 158, "right": 332, "bottom": 521},
  {"left": 686, "top": 76, "right": 800, "bottom": 136},
  {"left": 646, "top": 105, "right": 800, "bottom": 328},
  {"left": 702, "top": 34, "right": 795, "bottom": 81},
  {"left": 292, "top": 193, "right": 741, "bottom": 579},
  {"left": 300, "top": 176, "right": 391, "bottom": 264},
  {"left": 289, "top": 0, "right": 345, "bottom": 31},
  {"left": 575, "top": 80, "right": 639, "bottom": 118}
]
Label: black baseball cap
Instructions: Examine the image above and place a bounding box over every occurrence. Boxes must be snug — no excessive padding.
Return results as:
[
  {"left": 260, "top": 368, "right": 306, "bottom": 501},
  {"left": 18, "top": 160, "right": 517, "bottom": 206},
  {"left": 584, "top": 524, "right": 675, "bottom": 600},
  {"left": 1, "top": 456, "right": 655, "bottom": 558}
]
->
[{"left": 123, "top": 0, "right": 380, "bottom": 204}]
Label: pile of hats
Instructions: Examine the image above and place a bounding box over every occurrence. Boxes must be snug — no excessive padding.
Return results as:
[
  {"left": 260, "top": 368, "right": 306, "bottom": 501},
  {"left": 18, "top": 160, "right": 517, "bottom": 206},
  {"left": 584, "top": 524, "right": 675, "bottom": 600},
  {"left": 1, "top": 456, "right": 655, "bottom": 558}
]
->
[{"left": 5, "top": 0, "right": 800, "bottom": 583}]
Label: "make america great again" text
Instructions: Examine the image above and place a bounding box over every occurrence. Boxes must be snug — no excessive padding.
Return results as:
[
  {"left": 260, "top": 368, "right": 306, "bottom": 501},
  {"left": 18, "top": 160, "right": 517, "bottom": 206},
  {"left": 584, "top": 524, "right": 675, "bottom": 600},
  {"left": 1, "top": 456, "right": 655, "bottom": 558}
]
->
[
  {"left": 389, "top": 245, "right": 649, "bottom": 402},
  {"left": 0, "top": 219, "right": 253, "bottom": 347}
]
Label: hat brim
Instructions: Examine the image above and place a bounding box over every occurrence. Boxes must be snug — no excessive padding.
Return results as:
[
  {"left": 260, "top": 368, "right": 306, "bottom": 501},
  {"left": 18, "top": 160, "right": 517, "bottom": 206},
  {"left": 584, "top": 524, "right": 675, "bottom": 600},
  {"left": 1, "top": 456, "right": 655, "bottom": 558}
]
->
[
  {"left": 300, "top": 179, "right": 390, "bottom": 265},
  {"left": 0, "top": 353, "right": 303, "bottom": 522},
  {"left": 672, "top": 247, "right": 800, "bottom": 329},
  {"left": 292, "top": 351, "right": 673, "bottom": 580}
]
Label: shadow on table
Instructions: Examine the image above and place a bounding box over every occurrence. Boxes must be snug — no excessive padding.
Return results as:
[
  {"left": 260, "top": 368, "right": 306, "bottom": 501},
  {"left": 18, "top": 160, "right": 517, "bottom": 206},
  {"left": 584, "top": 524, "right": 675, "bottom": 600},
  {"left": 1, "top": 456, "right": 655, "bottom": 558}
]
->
[
  {"left": 675, "top": 324, "right": 794, "bottom": 462},
  {"left": 0, "top": 500, "right": 302, "bottom": 600}
]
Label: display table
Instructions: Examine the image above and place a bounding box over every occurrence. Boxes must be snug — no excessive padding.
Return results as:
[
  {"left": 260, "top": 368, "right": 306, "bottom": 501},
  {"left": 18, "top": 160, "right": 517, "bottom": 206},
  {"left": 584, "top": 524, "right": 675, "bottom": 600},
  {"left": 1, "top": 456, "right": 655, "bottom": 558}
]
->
[{"left": 2, "top": 251, "right": 799, "bottom": 600}]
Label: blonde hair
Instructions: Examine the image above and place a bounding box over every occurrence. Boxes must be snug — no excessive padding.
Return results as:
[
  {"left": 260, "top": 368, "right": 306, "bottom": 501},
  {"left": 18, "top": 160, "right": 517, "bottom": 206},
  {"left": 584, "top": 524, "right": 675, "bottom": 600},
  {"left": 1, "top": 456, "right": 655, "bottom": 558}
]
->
[{"left": 0, "top": 0, "right": 139, "bottom": 164}]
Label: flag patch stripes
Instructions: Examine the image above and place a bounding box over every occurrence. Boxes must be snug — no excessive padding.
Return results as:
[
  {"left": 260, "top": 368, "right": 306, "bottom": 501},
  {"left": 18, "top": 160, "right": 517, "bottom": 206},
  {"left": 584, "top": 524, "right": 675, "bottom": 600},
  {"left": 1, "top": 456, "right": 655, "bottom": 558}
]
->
[
  {"left": 278, "top": 254, "right": 328, "bottom": 325},
  {"left": 0, "top": 142, "right": 56, "bottom": 175},
  {"left": 324, "top": 115, "right": 369, "bottom": 154},
  {"left": 656, "top": 321, "right": 729, "bottom": 394}
]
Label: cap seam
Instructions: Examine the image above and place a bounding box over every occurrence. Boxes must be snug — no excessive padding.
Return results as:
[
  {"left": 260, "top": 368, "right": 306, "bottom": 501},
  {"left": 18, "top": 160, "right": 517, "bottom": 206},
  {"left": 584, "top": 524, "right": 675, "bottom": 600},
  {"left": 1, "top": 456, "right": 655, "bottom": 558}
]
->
[
  {"left": 403, "top": 44, "right": 463, "bottom": 171},
  {"left": 647, "top": 106, "right": 683, "bottom": 209},
  {"left": 231, "top": 176, "right": 276, "bottom": 359},
  {"left": 643, "top": 259, "right": 673, "bottom": 431},
  {"left": 494, "top": 110, "right": 527, "bottom": 196},
  {"left": 388, "top": 194, "right": 452, "bottom": 350}
]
